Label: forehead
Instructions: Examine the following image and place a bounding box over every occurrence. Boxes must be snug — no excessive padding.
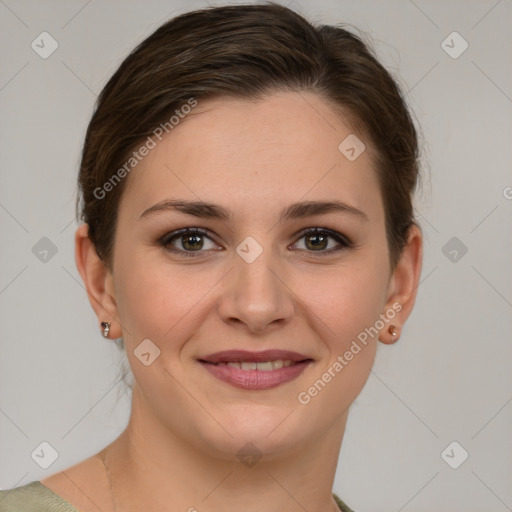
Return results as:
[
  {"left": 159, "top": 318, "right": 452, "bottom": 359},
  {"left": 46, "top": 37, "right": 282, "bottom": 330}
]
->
[{"left": 119, "top": 91, "right": 383, "bottom": 224}]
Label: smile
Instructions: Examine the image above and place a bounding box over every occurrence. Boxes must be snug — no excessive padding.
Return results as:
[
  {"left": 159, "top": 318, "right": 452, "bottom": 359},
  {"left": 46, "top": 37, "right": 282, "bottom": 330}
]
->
[
  {"left": 213, "top": 359, "right": 297, "bottom": 370},
  {"left": 199, "top": 359, "right": 313, "bottom": 390}
]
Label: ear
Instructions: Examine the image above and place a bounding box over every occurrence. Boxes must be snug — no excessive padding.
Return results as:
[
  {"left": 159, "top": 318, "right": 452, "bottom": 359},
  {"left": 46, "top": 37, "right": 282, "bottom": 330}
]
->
[
  {"left": 379, "top": 223, "right": 423, "bottom": 344},
  {"left": 74, "top": 223, "right": 122, "bottom": 339}
]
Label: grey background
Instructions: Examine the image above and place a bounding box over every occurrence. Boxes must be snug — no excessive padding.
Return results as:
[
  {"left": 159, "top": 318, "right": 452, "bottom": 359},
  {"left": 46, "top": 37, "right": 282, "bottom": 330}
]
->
[{"left": 1, "top": 1, "right": 511, "bottom": 511}]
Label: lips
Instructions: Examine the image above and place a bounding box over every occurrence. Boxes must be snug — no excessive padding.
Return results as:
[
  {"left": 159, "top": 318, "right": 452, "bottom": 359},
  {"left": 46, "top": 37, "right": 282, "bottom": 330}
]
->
[{"left": 198, "top": 350, "right": 313, "bottom": 390}]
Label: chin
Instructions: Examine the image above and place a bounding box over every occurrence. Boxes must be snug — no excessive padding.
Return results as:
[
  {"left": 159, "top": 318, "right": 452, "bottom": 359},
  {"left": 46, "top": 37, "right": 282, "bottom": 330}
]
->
[{"left": 192, "top": 404, "right": 312, "bottom": 462}]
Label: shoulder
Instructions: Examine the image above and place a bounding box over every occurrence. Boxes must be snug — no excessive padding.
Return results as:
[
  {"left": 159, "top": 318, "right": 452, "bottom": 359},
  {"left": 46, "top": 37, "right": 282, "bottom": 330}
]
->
[
  {"left": 1, "top": 451, "right": 110, "bottom": 512},
  {"left": 333, "top": 492, "right": 357, "bottom": 512},
  {"left": 0, "top": 481, "right": 78, "bottom": 512}
]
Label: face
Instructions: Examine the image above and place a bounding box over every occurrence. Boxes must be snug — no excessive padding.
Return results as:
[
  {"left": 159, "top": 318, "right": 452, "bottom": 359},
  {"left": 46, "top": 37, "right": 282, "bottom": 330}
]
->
[{"left": 105, "top": 91, "right": 400, "bottom": 459}]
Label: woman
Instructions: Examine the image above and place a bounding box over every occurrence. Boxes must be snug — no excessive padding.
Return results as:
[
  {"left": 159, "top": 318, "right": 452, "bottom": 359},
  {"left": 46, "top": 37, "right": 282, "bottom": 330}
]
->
[{"left": 0, "top": 3, "right": 423, "bottom": 511}]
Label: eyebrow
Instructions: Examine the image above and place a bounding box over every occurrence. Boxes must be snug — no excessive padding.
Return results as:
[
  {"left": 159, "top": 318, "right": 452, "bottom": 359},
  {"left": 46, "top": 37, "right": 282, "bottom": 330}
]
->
[{"left": 139, "top": 199, "right": 369, "bottom": 223}]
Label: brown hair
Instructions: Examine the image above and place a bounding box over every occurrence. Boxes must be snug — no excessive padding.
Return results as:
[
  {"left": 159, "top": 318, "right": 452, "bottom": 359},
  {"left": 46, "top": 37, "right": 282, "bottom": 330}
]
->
[{"left": 76, "top": 2, "right": 421, "bottom": 272}]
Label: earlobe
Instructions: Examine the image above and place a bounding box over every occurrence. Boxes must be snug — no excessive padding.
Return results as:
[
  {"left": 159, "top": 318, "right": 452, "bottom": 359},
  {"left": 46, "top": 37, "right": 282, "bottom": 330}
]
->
[
  {"left": 379, "top": 322, "right": 401, "bottom": 345},
  {"left": 378, "top": 224, "right": 423, "bottom": 345},
  {"left": 74, "top": 223, "right": 122, "bottom": 339}
]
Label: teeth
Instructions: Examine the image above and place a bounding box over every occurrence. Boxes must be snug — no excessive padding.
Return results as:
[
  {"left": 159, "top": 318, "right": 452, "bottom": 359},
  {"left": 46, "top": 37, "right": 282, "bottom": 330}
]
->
[
  {"left": 218, "top": 360, "right": 295, "bottom": 370},
  {"left": 256, "top": 361, "right": 273, "bottom": 371}
]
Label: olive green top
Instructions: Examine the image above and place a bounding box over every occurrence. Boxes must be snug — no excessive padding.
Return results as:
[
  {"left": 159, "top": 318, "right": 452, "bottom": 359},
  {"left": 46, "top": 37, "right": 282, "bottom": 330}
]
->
[{"left": 0, "top": 481, "right": 355, "bottom": 511}]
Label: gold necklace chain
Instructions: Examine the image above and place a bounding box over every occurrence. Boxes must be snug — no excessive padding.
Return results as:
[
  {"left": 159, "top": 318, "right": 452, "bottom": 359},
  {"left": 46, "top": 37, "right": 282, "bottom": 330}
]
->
[{"left": 101, "top": 448, "right": 118, "bottom": 512}]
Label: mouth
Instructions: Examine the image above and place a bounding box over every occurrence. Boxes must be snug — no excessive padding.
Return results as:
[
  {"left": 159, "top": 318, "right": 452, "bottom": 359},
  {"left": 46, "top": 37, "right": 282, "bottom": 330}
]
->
[
  {"left": 198, "top": 350, "right": 314, "bottom": 390},
  {"left": 206, "top": 359, "right": 302, "bottom": 370}
]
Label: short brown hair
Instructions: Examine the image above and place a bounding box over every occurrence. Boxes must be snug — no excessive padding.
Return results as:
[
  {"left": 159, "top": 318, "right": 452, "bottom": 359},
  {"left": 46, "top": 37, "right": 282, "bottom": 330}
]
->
[{"left": 76, "top": 2, "right": 422, "bottom": 272}]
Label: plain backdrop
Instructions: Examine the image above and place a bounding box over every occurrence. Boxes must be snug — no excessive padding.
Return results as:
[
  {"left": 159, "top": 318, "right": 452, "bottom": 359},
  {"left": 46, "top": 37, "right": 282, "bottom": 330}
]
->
[{"left": 0, "top": 1, "right": 511, "bottom": 511}]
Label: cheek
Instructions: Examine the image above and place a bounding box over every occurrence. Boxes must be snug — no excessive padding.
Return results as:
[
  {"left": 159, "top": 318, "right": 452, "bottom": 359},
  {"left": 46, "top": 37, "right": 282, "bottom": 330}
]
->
[
  {"left": 292, "top": 269, "right": 383, "bottom": 420},
  {"left": 291, "top": 251, "right": 388, "bottom": 393},
  {"left": 113, "top": 248, "right": 220, "bottom": 347},
  {"left": 295, "top": 257, "right": 388, "bottom": 343}
]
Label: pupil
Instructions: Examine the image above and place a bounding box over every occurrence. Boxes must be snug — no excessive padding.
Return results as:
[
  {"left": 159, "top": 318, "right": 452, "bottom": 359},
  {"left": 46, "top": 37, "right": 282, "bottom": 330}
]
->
[
  {"left": 184, "top": 234, "right": 202, "bottom": 250},
  {"left": 307, "top": 234, "right": 327, "bottom": 250}
]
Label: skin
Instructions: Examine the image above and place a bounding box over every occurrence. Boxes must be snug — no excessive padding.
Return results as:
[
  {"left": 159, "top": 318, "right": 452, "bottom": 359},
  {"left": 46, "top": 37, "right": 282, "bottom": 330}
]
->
[{"left": 42, "top": 91, "right": 422, "bottom": 512}]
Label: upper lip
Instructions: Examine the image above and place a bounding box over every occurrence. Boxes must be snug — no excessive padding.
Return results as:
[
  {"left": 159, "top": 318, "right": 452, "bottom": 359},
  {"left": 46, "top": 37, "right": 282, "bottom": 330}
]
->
[{"left": 199, "top": 350, "right": 312, "bottom": 364}]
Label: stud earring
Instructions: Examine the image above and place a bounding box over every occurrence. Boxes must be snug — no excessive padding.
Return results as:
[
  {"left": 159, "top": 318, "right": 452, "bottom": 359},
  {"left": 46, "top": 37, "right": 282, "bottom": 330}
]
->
[
  {"left": 388, "top": 324, "right": 398, "bottom": 337},
  {"left": 101, "top": 321, "right": 111, "bottom": 338}
]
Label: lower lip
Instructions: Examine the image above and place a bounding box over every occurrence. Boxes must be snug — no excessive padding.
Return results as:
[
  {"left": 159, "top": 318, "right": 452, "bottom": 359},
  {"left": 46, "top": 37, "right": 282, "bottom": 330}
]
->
[{"left": 199, "top": 361, "right": 312, "bottom": 390}]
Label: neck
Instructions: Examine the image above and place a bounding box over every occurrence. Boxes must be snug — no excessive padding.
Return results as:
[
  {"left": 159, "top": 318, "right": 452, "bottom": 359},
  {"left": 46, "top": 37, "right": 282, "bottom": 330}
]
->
[{"left": 104, "top": 386, "right": 346, "bottom": 512}]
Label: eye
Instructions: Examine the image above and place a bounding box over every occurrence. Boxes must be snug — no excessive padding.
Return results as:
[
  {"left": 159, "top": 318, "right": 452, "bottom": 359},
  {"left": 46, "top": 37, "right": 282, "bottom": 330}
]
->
[
  {"left": 292, "top": 228, "right": 353, "bottom": 255},
  {"left": 160, "top": 228, "right": 220, "bottom": 257},
  {"left": 159, "top": 227, "right": 353, "bottom": 258}
]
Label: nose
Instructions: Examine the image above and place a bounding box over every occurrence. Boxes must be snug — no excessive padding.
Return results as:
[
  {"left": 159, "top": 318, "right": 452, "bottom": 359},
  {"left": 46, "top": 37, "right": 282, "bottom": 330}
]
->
[{"left": 217, "top": 246, "right": 295, "bottom": 335}]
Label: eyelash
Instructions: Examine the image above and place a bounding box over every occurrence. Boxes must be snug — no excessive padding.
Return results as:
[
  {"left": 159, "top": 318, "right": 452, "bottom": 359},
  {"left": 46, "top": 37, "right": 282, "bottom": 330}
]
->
[{"left": 159, "top": 227, "right": 354, "bottom": 258}]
